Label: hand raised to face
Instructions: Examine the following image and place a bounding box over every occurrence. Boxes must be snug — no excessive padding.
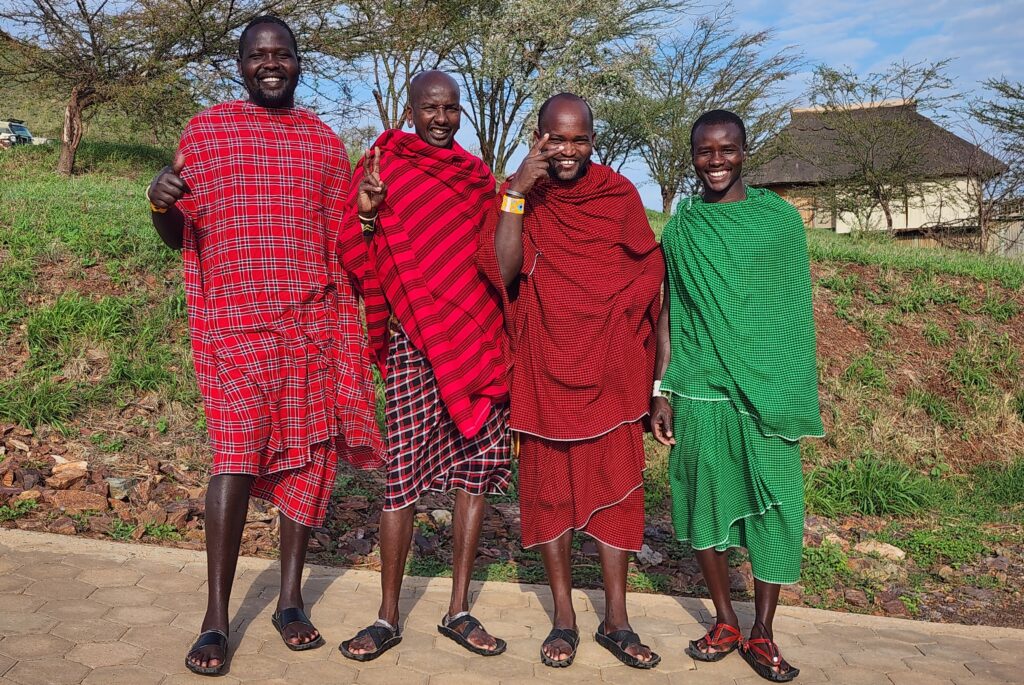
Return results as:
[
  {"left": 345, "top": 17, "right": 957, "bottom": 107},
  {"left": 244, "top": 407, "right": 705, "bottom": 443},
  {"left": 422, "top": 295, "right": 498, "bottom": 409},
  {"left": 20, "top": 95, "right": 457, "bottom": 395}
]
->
[{"left": 507, "top": 134, "right": 564, "bottom": 197}]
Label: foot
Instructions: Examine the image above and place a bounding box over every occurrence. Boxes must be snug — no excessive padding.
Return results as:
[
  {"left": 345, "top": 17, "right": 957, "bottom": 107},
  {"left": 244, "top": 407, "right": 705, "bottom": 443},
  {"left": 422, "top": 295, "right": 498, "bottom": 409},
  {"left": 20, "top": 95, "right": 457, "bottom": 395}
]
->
[
  {"left": 600, "top": 620, "right": 656, "bottom": 664},
  {"left": 690, "top": 620, "right": 742, "bottom": 658},
  {"left": 745, "top": 624, "right": 797, "bottom": 679},
  {"left": 541, "top": 624, "right": 578, "bottom": 663},
  {"left": 345, "top": 617, "right": 398, "bottom": 656},
  {"left": 443, "top": 612, "right": 499, "bottom": 652},
  {"left": 276, "top": 605, "right": 321, "bottom": 647},
  {"left": 186, "top": 627, "right": 227, "bottom": 671}
]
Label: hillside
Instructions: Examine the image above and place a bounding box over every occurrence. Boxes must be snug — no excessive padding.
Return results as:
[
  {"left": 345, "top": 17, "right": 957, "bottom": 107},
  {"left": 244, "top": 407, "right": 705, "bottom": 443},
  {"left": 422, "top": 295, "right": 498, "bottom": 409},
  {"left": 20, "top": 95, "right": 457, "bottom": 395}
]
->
[{"left": 1, "top": 143, "right": 1022, "bottom": 628}]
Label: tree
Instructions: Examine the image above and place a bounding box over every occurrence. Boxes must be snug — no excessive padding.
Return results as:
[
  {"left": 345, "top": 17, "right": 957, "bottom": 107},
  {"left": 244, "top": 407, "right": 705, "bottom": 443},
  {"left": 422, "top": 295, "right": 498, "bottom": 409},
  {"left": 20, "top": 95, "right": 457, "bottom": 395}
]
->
[
  {"left": 445, "top": 0, "right": 684, "bottom": 176},
  {"left": 635, "top": 10, "right": 802, "bottom": 214},
  {"left": 805, "top": 60, "right": 957, "bottom": 231},
  {"left": 0, "top": 0, "right": 301, "bottom": 175},
  {"left": 592, "top": 87, "right": 649, "bottom": 173}
]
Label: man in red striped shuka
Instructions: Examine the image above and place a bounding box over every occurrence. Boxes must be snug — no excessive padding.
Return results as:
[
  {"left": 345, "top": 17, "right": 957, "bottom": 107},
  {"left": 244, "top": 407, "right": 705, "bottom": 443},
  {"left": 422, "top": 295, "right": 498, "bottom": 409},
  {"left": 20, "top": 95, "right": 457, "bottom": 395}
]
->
[
  {"left": 479, "top": 93, "right": 665, "bottom": 670},
  {"left": 146, "top": 16, "right": 385, "bottom": 676},
  {"left": 337, "top": 71, "right": 512, "bottom": 662}
]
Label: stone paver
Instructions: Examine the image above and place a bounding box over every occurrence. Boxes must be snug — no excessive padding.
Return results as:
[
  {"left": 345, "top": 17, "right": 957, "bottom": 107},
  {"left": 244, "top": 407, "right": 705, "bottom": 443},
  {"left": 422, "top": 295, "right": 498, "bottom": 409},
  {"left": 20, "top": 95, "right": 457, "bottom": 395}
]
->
[{"left": 1, "top": 529, "right": 1023, "bottom": 685}]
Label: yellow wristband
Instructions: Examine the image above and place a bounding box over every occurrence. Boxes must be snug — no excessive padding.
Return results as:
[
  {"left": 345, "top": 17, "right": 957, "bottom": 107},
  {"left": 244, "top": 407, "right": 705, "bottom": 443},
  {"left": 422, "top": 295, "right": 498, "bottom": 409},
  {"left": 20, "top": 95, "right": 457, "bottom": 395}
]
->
[
  {"left": 145, "top": 186, "right": 168, "bottom": 214},
  {"left": 501, "top": 194, "right": 525, "bottom": 215}
]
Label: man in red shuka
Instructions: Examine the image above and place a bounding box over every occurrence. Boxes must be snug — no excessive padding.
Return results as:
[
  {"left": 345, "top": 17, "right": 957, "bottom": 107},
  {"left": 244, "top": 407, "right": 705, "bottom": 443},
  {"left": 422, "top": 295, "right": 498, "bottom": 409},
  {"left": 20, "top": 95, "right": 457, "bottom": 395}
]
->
[
  {"left": 479, "top": 93, "right": 664, "bottom": 670},
  {"left": 146, "top": 16, "right": 383, "bottom": 676}
]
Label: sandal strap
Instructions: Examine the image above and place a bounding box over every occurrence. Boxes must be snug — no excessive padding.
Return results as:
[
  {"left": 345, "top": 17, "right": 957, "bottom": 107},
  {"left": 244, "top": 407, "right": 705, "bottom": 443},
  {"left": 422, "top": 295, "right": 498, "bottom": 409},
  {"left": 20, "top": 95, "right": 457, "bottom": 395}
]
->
[
  {"left": 746, "top": 637, "right": 783, "bottom": 664},
  {"left": 604, "top": 628, "right": 641, "bottom": 648},
  {"left": 444, "top": 612, "right": 483, "bottom": 636},
  {"left": 190, "top": 629, "right": 227, "bottom": 651},
  {"left": 355, "top": 623, "right": 400, "bottom": 649},
  {"left": 275, "top": 607, "right": 313, "bottom": 629},
  {"left": 707, "top": 623, "right": 742, "bottom": 646},
  {"left": 544, "top": 628, "right": 580, "bottom": 648}
]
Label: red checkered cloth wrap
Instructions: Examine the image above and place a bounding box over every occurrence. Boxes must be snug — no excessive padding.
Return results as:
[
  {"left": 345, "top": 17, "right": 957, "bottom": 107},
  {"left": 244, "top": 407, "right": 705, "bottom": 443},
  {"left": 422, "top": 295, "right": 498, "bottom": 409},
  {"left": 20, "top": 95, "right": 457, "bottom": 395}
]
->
[
  {"left": 477, "top": 163, "right": 663, "bottom": 550},
  {"left": 338, "top": 129, "right": 508, "bottom": 440},
  {"left": 382, "top": 325, "right": 511, "bottom": 511},
  {"left": 175, "top": 101, "right": 385, "bottom": 527}
]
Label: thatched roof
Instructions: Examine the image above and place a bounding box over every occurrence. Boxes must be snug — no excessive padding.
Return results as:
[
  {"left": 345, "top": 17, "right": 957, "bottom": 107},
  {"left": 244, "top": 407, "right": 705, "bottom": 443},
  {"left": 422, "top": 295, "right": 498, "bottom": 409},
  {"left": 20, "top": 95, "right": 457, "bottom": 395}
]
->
[{"left": 749, "top": 101, "right": 1006, "bottom": 186}]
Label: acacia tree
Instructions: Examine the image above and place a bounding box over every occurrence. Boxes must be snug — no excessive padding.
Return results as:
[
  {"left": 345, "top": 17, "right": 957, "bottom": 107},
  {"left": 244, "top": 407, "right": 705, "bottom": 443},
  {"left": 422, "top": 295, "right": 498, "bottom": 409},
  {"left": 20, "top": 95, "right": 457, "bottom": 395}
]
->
[
  {"left": 0, "top": 0, "right": 305, "bottom": 175},
  {"left": 806, "top": 60, "right": 957, "bottom": 231},
  {"left": 444, "top": 0, "right": 683, "bottom": 176},
  {"left": 592, "top": 85, "right": 649, "bottom": 173},
  {"left": 635, "top": 10, "right": 801, "bottom": 214}
]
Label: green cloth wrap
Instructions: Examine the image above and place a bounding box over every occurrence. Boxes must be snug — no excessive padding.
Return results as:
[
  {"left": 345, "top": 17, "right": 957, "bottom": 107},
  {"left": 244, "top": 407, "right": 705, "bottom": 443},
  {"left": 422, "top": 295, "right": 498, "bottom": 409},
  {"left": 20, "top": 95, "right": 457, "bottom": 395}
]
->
[{"left": 660, "top": 187, "right": 823, "bottom": 441}]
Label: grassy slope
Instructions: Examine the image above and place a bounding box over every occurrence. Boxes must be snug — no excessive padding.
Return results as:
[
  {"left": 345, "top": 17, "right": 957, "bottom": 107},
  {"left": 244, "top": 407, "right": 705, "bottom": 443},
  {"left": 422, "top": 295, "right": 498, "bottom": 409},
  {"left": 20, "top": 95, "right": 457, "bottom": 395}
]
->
[{"left": 3, "top": 143, "right": 1023, "bottom": 619}]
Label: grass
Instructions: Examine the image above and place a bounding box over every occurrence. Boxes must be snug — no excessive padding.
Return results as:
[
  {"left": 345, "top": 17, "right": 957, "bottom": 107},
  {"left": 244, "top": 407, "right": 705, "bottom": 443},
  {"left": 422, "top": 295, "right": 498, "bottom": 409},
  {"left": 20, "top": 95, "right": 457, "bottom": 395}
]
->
[
  {"left": 905, "top": 389, "right": 958, "bottom": 429},
  {"left": 841, "top": 354, "right": 888, "bottom": 390},
  {"left": 804, "top": 456, "right": 942, "bottom": 518}
]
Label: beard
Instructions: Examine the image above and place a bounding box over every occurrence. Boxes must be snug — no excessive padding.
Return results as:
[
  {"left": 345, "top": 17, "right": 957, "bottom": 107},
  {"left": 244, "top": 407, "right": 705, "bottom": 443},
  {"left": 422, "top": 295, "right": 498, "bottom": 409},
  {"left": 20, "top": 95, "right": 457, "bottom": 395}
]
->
[
  {"left": 248, "top": 79, "right": 298, "bottom": 109},
  {"left": 547, "top": 157, "right": 591, "bottom": 182}
]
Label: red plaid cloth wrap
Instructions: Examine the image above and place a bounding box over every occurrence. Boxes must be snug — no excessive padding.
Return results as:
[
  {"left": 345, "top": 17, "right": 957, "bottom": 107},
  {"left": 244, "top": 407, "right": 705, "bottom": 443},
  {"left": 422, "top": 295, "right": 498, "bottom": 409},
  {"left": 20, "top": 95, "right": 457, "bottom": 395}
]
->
[
  {"left": 339, "top": 129, "right": 508, "bottom": 438},
  {"left": 175, "top": 101, "right": 385, "bottom": 525},
  {"left": 477, "top": 165, "right": 662, "bottom": 548},
  {"left": 477, "top": 163, "right": 664, "bottom": 440}
]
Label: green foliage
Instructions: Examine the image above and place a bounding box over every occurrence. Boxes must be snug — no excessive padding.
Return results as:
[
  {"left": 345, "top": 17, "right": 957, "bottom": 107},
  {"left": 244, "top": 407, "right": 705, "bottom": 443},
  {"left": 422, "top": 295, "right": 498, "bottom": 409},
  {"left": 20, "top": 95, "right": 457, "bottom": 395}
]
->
[
  {"left": 972, "top": 457, "right": 1024, "bottom": 507},
  {"left": 0, "top": 499, "right": 37, "bottom": 522},
  {"left": 406, "top": 556, "right": 452, "bottom": 578},
  {"left": 144, "top": 523, "right": 181, "bottom": 541},
  {"left": 841, "top": 354, "right": 888, "bottom": 390},
  {"left": 627, "top": 570, "right": 670, "bottom": 593},
  {"left": 108, "top": 519, "right": 137, "bottom": 540},
  {"left": 0, "top": 373, "right": 86, "bottom": 426},
  {"left": 89, "top": 432, "right": 126, "bottom": 453},
  {"left": 979, "top": 294, "right": 1020, "bottom": 323},
  {"left": 886, "top": 521, "right": 992, "bottom": 569},
  {"left": 922, "top": 322, "right": 950, "bottom": 347},
  {"left": 27, "top": 294, "right": 134, "bottom": 367},
  {"left": 804, "top": 456, "right": 941, "bottom": 517},
  {"left": 906, "top": 389, "right": 958, "bottom": 428},
  {"left": 818, "top": 273, "right": 859, "bottom": 293},
  {"left": 801, "top": 541, "right": 851, "bottom": 597}
]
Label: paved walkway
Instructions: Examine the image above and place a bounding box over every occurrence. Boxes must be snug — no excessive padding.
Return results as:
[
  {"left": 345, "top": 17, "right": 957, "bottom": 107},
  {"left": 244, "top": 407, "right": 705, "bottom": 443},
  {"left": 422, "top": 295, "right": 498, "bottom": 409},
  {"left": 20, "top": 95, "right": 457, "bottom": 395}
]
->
[{"left": 0, "top": 530, "right": 1021, "bottom": 685}]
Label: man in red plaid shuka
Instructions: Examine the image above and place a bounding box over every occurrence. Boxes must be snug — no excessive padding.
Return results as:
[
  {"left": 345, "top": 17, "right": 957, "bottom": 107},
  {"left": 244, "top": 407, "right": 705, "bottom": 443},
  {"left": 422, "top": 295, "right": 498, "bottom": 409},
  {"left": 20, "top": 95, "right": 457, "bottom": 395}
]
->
[
  {"left": 146, "top": 17, "right": 383, "bottom": 676},
  {"left": 479, "top": 94, "right": 664, "bottom": 670},
  {"left": 336, "top": 71, "right": 512, "bottom": 662}
]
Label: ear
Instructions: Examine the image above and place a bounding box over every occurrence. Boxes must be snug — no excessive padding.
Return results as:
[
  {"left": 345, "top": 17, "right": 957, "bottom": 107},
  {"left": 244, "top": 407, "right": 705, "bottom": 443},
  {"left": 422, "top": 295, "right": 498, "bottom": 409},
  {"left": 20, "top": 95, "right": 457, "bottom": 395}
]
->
[
  {"left": 532, "top": 129, "right": 540, "bottom": 144},
  {"left": 403, "top": 104, "right": 413, "bottom": 128}
]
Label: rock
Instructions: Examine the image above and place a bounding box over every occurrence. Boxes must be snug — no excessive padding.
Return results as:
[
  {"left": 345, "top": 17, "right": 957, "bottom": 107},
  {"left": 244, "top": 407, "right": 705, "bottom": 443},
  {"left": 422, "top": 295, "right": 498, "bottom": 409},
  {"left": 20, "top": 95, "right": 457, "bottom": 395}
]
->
[
  {"left": 637, "top": 544, "right": 664, "bottom": 566},
  {"left": 984, "top": 556, "right": 1010, "bottom": 572},
  {"left": 14, "top": 489, "right": 40, "bottom": 503},
  {"left": 849, "top": 556, "right": 907, "bottom": 584},
  {"left": 728, "top": 562, "right": 753, "bottom": 593},
  {"left": 165, "top": 504, "right": 189, "bottom": 530},
  {"left": 52, "top": 460, "right": 88, "bottom": 474},
  {"left": 87, "top": 515, "right": 113, "bottom": 534},
  {"left": 84, "top": 482, "right": 109, "bottom": 498},
  {"left": 1, "top": 471, "right": 12, "bottom": 487},
  {"left": 937, "top": 565, "right": 957, "bottom": 581},
  {"left": 106, "top": 478, "right": 135, "bottom": 501},
  {"left": 45, "top": 468, "right": 87, "bottom": 490},
  {"left": 52, "top": 490, "right": 108, "bottom": 513},
  {"left": 245, "top": 499, "right": 274, "bottom": 523},
  {"left": 780, "top": 585, "right": 803, "bottom": 604},
  {"left": 19, "top": 470, "right": 40, "bottom": 490},
  {"left": 844, "top": 588, "right": 869, "bottom": 607},
  {"left": 824, "top": 532, "right": 850, "bottom": 550},
  {"left": 137, "top": 501, "right": 167, "bottom": 527},
  {"left": 47, "top": 516, "right": 77, "bottom": 535},
  {"left": 131, "top": 523, "right": 145, "bottom": 540},
  {"left": 962, "top": 586, "right": 995, "bottom": 601},
  {"left": 130, "top": 479, "right": 154, "bottom": 505},
  {"left": 8, "top": 438, "right": 30, "bottom": 452},
  {"left": 881, "top": 599, "right": 908, "bottom": 617},
  {"left": 581, "top": 539, "right": 599, "bottom": 556},
  {"left": 430, "top": 509, "right": 453, "bottom": 527},
  {"left": 853, "top": 540, "right": 906, "bottom": 561}
]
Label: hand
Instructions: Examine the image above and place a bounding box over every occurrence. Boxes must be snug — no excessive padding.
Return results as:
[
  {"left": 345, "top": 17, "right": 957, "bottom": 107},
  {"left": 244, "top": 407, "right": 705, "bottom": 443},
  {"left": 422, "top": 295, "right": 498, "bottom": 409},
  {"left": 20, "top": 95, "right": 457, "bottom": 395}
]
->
[
  {"left": 507, "top": 133, "right": 563, "bottom": 196},
  {"left": 651, "top": 396, "right": 675, "bottom": 446},
  {"left": 148, "top": 150, "right": 190, "bottom": 210},
  {"left": 357, "top": 146, "right": 386, "bottom": 214}
]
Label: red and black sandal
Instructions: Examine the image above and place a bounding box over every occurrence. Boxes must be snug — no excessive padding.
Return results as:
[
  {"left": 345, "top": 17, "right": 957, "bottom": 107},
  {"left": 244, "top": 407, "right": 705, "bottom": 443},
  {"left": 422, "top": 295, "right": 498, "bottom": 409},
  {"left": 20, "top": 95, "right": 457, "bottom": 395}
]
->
[
  {"left": 685, "top": 622, "right": 742, "bottom": 662},
  {"left": 741, "top": 636, "right": 800, "bottom": 682}
]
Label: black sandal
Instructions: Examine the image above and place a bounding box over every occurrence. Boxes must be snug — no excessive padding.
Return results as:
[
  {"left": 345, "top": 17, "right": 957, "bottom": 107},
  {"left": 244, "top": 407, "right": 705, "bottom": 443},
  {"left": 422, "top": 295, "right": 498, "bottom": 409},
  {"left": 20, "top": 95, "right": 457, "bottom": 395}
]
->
[
  {"left": 686, "top": 622, "right": 742, "bottom": 661},
  {"left": 540, "top": 627, "right": 579, "bottom": 668},
  {"left": 438, "top": 612, "right": 507, "bottom": 656},
  {"left": 595, "top": 622, "right": 661, "bottom": 669},
  {"left": 185, "top": 629, "right": 228, "bottom": 676},
  {"left": 741, "top": 637, "right": 800, "bottom": 682},
  {"left": 339, "top": 620, "right": 403, "bottom": 662},
  {"left": 271, "top": 607, "right": 325, "bottom": 651}
]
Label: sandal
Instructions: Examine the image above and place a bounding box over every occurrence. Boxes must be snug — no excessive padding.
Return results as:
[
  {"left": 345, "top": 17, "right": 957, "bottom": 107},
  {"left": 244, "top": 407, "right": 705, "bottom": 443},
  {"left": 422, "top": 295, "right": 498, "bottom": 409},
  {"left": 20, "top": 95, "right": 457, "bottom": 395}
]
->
[
  {"left": 540, "top": 627, "right": 579, "bottom": 668},
  {"left": 741, "top": 636, "right": 800, "bottom": 682},
  {"left": 686, "top": 622, "right": 742, "bottom": 661},
  {"left": 271, "top": 607, "right": 325, "bottom": 651},
  {"left": 595, "top": 622, "right": 661, "bottom": 669},
  {"left": 339, "top": 620, "right": 403, "bottom": 662},
  {"left": 438, "top": 612, "right": 507, "bottom": 656},
  {"left": 185, "top": 629, "right": 228, "bottom": 676}
]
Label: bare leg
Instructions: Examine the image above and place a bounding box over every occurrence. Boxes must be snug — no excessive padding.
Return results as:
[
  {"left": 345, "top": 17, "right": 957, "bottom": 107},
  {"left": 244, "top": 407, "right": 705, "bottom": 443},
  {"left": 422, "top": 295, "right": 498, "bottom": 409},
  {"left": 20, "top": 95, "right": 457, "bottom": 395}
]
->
[
  {"left": 446, "top": 490, "right": 498, "bottom": 650},
  {"left": 343, "top": 505, "right": 414, "bottom": 655},
  {"left": 188, "top": 474, "right": 252, "bottom": 670},
  {"left": 538, "top": 531, "right": 576, "bottom": 662},
  {"left": 275, "top": 513, "right": 319, "bottom": 645},
  {"left": 691, "top": 548, "right": 740, "bottom": 655},
  {"left": 749, "top": 580, "right": 795, "bottom": 675},
  {"left": 596, "top": 540, "right": 653, "bottom": 662}
]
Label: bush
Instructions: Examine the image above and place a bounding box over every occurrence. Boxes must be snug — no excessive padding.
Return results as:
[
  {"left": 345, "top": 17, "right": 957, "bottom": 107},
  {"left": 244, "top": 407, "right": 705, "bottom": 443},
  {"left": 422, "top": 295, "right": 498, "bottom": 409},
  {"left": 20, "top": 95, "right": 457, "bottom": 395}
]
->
[{"left": 804, "top": 456, "right": 941, "bottom": 517}]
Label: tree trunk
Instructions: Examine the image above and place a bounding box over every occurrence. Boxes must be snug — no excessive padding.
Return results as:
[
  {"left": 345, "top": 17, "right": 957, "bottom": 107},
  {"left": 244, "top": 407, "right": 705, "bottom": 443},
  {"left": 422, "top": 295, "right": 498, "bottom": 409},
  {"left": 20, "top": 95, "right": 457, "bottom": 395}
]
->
[
  {"left": 879, "top": 198, "right": 894, "bottom": 231},
  {"left": 57, "top": 87, "right": 85, "bottom": 177},
  {"left": 661, "top": 186, "right": 675, "bottom": 215}
]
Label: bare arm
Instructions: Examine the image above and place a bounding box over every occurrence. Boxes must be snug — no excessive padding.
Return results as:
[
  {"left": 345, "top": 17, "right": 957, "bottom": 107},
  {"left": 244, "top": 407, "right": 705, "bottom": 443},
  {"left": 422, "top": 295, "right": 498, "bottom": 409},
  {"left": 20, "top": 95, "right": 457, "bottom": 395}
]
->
[
  {"left": 651, "top": 257, "right": 675, "bottom": 445},
  {"left": 147, "top": 151, "right": 189, "bottom": 251}
]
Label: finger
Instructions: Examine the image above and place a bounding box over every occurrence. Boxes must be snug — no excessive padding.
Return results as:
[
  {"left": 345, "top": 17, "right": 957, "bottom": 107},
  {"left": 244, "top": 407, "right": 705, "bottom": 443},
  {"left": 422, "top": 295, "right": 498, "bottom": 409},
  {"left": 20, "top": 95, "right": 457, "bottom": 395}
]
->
[
  {"left": 529, "top": 133, "right": 550, "bottom": 156},
  {"left": 538, "top": 144, "right": 565, "bottom": 160},
  {"left": 171, "top": 150, "right": 186, "bottom": 174},
  {"left": 363, "top": 149, "right": 373, "bottom": 176},
  {"left": 373, "top": 146, "right": 381, "bottom": 176}
]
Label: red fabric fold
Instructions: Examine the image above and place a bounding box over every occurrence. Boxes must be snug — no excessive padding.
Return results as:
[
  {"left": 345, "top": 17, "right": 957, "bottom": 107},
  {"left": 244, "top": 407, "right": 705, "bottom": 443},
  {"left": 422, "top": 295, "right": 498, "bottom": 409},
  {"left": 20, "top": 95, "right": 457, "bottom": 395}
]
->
[
  {"left": 338, "top": 129, "right": 508, "bottom": 439},
  {"left": 477, "top": 164, "right": 664, "bottom": 440}
]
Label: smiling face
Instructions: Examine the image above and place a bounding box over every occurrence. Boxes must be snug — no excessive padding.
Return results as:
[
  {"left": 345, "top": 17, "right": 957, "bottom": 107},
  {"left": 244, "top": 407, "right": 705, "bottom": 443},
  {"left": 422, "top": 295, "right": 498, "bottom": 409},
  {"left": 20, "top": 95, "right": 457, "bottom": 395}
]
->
[
  {"left": 537, "top": 98, "right": 595, "bottom": 182},
  {"left": 238, "top": 23, "right": 300, "bottom": 109},
  {"left": 691, "top": 121, "right": 747, "bottom": 202},
  {"left": 405, "top": 72, "right": 461, "bottom": 149}
]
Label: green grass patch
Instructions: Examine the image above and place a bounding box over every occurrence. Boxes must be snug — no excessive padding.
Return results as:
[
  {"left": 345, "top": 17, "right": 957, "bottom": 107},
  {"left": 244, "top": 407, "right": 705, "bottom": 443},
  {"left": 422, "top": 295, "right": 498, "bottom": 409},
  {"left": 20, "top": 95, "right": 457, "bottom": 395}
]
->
[
  {"left": 971, "top": 457, "right": 1024, "bottom": 507},
  {"left": 922, "top": 322, "right": 950, "bottom": 347},
  {"left": 882, "top": 521, "right": 992, "bottom": 569},
  {"left": 143, "top": 523, "right": 182, "bottom": 541},
  {"left": 804, "top": 456, "right": 941, "bottom": 517},
  {"left": 0, "top": 373, "right": 87, "bottom": 426},
  {"left": 801, "top": 540, "right": 851, "bottom": 598},
  {"left": 906, "top": 389, "right": 958, "bottom": 429},
  {"left": 627, "top": 570, "right": 670, "bottom": 593},
  {"left": 0, "top": 499, "right": 37, "bottom": 522},
  {"left": 841, "top": 354, "right": 888, "bottom": 390},
  {"left": 980, "top": 294, "right": 1020, "bottom": 323},
  {"left": 26, "top": 293, "right": 135, "bottom": 367},
  {"left": 108, "top": 519, "right": 137, "bottom": 540}
]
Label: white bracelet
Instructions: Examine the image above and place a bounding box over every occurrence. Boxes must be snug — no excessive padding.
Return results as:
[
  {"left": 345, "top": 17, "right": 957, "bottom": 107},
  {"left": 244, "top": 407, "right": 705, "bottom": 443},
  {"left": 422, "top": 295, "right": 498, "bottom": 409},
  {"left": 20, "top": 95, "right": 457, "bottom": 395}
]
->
[{"left": 652, "top": 379, "right": 662, "bottom": 398}]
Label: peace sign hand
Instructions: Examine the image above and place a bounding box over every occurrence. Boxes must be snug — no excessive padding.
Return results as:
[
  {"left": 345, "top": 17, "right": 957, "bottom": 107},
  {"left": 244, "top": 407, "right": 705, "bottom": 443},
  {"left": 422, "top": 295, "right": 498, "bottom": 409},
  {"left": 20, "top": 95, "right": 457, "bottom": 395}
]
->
[
  {"left": 508, "top": 134, "right": 563, "bottom": 196},
  {"left": 357, "top": 146, "right": 386, "bottom": 214}
]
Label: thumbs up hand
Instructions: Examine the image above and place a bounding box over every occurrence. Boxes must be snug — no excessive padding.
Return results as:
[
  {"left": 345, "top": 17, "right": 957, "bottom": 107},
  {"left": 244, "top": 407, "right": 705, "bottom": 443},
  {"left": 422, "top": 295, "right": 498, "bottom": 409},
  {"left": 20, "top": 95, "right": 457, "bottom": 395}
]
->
[{"left": 147, "top": 150, "right": 191, "bottom": 212}]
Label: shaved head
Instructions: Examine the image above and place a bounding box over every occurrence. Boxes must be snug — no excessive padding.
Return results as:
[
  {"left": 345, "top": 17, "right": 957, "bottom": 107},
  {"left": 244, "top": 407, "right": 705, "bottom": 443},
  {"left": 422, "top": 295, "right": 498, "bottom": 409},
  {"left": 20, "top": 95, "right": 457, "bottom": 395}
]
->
[
  {"left": 409, "top": 70, "right": 460, "bottom": 106},
  {"left": 537, "top": 93, "right": 594, "bottom": 133}
]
